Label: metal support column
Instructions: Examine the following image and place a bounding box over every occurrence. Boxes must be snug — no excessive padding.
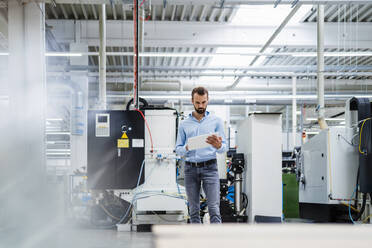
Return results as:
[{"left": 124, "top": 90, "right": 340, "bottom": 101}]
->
[
  {"left": 133, "top": 0, "right": 139, "bottom": 109},
  {"left": 99, "top": 4, "right": 106, "bottom": 109},
  {"left": 292, "top": 76, "right": 297, "bottom": 148},
  {"left": 317, "top": 4, "right": 328, "bottom": 129},
  {"left": 286, "top": 105, "right": 289, "bottom": 151}
]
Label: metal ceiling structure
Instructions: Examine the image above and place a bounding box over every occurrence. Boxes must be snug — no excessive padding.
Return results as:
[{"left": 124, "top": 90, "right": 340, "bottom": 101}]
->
[
  {"left": 2, "top": 0, "right": 372, "bottom": 126},
  {"left": 302, "top": 4, "right": 372, "bottom": 22},
  {"left": 44, "top": 3, "right": 237, "bottom": 22}
]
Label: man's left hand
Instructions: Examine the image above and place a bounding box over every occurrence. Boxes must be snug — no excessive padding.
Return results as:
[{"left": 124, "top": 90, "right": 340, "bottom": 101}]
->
[{"left": 206, "top": 134, "right": 222, "bottom": 149}]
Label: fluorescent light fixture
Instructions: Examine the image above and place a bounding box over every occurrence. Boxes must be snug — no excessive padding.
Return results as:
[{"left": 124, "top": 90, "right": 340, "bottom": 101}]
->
[
  {"left": 306, "top": 118, "right": 345, "bottom": 121},
  {"left": 0, "top": 52, "right": 9, "bottom": 56},
  {"left": 245, "top": 99, "right": 257, "bottom": 104},
  {"left": 292, "top": 52, "right": 372, "bottom": 57},
  {"left": 109, "top": 94, "right": 372, "bottom": 101},
  {"left": 45, "top": 52, "right": 82, "bottom": 57},
  {"left": 46, "top": 118, "right": 63, "bottom": 121},
  {"left": 224, "top": 99, "right": 233, "bottom": 103},
  {"left": 140, "top": 52, "right": 289, "bottom": 57},
  {"left": 305, "top": 131, "right": 320, "bottom": 135}
]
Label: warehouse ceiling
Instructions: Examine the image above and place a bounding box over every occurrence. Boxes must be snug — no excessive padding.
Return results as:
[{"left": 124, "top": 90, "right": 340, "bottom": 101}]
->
[{"left": 2, "top": 0, "right": 372, "bottom": 126}]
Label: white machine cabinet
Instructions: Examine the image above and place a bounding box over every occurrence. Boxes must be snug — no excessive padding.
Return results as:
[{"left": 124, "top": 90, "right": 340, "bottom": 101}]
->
[
  {"left": 134, "top": 109, "right": 187, "bottom": 224},
  {"left": 237, "top": 113, "right": 283, "bottom": 223},
  {"left": 299, "top": 127, "right": 359, "bottom": 205}
]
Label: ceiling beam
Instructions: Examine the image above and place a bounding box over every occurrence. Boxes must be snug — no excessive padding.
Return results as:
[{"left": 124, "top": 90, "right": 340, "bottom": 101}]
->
[
  {"left": 60, "top": 4, "right": 69, "bottom": 19},
  {"left": 81, "top": 4, "right": 88, "bottom": 20},
  {"left": 91, "top": 5, "right": 98, "bottom": 20},
  {"left": 70, "top": 4, "right": 79, "bottom": 19},
  {"left": 24, "top": 0, "right": 372, "bottom": 5},
  {"left": 47, "top": 20, "right": 372, "bottom": 49},
  {"left": 47, "top": 65, "right": 372, "bottom": 72}
]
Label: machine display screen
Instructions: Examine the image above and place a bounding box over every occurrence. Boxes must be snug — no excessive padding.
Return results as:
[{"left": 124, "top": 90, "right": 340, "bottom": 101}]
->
[{"left": 98, "top": 116, "right": 108, "bottom": 123}]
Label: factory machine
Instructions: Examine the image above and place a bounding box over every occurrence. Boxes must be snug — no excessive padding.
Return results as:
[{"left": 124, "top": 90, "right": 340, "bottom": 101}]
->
[
  {"left": 87, "top": 106, "right": 187, "bottom": 230},
  {"left": 298, "top": 97, "right": 372, "bottom": 222},
  {"left": 219, "top": 153, "right": 248, "bottom": 223},
  {"left": 236, "top": 113, "right": 283, "bottom": 223}
]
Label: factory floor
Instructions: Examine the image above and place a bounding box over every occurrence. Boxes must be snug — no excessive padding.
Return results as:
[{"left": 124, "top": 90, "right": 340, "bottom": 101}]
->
[{"left": 0, "top": 226, "right": 154, "bottom": 248}]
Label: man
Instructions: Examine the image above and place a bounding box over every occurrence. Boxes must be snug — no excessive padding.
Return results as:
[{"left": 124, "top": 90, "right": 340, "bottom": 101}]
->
[{"left": 176, "top": 86, "right": 227, "bottom": 223}]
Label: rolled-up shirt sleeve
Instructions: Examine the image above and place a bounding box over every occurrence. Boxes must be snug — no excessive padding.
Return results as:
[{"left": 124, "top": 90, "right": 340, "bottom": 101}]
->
[
  {"left": 176, "top": 122, "right": 188, "bottom": 156},
  {"left": 216, "top": 118, "right": 228, "bottom": 154}
]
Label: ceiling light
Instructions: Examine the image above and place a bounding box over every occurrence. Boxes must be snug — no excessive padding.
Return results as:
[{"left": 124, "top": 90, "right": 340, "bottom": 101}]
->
[
  {"left": 245, "top": 99, "right": 257, "bottom": 104},
  {"left": 292, "top": 52, "right": 372, "bottom": 57},
  {"left": 306, "top": 118, "right": 345, "bottom": 121},
  {"left": 45, "top": 52, "right": 82, "bottom": 57},
  {"left": 305, "top": 131, "right": 320, "bottom": 135}
]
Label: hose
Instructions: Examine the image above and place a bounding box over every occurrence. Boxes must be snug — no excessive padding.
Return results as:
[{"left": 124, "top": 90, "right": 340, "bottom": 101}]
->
[
  {"left": 126, "top": 97, "right": 149, "bottom": 110},
  {"left": 354, "top": 193, "right": 367, "bottom": 221}
]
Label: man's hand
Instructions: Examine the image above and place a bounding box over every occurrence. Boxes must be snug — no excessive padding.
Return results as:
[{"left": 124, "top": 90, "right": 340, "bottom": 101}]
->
[
  {"left": 186, "top": 145, "right": 189, "bottom": 151},
  {"left": 206, "top": 134, "right": 222, "bottom": 149}
]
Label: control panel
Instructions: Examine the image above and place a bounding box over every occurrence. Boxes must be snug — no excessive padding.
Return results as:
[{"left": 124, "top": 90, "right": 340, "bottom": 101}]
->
[{"left": 95, "top": 113, "right": 110, "bottom": 137}]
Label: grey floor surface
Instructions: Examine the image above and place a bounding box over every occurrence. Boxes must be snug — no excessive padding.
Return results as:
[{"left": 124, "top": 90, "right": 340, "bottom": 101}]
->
[{"left": 0, "top": 227, "right": 154, "bottom": 248}]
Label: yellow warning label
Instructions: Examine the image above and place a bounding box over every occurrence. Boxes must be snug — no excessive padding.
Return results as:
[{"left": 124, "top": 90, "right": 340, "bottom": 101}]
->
[
  {"left": 117, "top": 139, "right": 129, "bottom": 148},
  {"left": 121, "top": 132, "right": 128, "bottom": 139}
]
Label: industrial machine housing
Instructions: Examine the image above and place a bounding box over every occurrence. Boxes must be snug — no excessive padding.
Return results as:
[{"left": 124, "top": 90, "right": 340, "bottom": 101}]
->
[
  {"left": 298, "top": 97, "right": 372, "bottom": 222},
  {"left": 87, "top": 108, "right": 187, "bottom": 228},
  {"left": 236, "top": 113, "right": 283, "bottom": 223}
]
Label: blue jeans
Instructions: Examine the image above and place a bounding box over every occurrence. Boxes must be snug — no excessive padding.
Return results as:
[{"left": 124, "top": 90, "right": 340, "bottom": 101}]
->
[{"left": 184, "top": 162, "right": 221, "bottom": 223}]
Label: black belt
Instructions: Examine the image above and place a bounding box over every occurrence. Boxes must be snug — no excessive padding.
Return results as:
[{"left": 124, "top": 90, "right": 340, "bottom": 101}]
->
[{"left": 185, "top": 159, "right": 217, "bottom": 168}]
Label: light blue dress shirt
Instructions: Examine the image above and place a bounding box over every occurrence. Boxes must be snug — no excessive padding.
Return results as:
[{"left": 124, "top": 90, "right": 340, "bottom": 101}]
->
[{"left": 175, "top": 111, "right": 227, "bottom": 162}]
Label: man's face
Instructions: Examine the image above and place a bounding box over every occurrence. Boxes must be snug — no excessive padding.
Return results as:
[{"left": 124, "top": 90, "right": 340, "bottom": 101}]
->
[{"left": 192, "top": 93, "right": 208, "bottom": 115}]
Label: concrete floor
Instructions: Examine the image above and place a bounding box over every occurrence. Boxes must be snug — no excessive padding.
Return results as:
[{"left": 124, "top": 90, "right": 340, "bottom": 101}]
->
[{"left": 0, "top": 227, "right": 153, "bottom": 248}]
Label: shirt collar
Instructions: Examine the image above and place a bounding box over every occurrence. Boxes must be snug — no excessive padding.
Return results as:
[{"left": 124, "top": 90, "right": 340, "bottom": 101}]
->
[{"left": 189, "top": 111, "right": 210, "bottom": 122}]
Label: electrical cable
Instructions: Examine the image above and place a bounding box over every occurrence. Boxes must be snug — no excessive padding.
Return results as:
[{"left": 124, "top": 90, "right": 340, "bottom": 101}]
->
[
  {"left": 338, "top": 134, "right": 357, "bottom": 147},
  {"left": 355, "top": 193, "right": 367, "bottom": 221},
  {"left": 358, "top": 118, "right": 371, "bottom": 154},
  {"left": 348, "top": 187, "right": 357, "bottom": 224},
  {"left": 99, "top": 204, "right": 122, "bottom": 221},
  {"left": 349, "top": 189, "right": 367, "bottom": 224},
  {"left": 138, "top": 0, "right": 152, "bottom": 21},
  {"left": 134, "top": 108, "right": 154, "bottom": 153},
  {"left": 362, "top": 214, "right": 372, "bottom": 223},
  {"left": 139, "top": 0, "right": 147, "bottom": 7},
  {"left": 96, "top": 158, "right": 187, "bottom": 228},
  {"left": 91, "top": 159, "right": 146, "bottom": 229},
  {"left": 340, "top": 202, "right": 359, "bottom": 213}
]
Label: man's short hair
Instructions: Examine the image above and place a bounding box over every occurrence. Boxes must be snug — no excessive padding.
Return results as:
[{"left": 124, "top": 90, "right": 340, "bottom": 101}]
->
[{"left": 191, "top": 86, "right": 209, "bottom": 99}]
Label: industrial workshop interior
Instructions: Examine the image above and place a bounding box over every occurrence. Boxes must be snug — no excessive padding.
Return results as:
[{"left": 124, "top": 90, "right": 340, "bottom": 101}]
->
[{"left": 2, "top": 0, "right": 372, "bottom": 247}]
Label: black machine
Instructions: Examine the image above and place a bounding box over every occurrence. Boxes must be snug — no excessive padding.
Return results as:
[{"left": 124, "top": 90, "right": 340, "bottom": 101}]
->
[
  {"left": 220, "top": 153, "right": 248, "bottom": 223},
  {"left": 348, "top": 98, "right": 372, "bottom": 221},
  {"left": 87, "top": 110, "right": 144, "bottom": 190}
]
